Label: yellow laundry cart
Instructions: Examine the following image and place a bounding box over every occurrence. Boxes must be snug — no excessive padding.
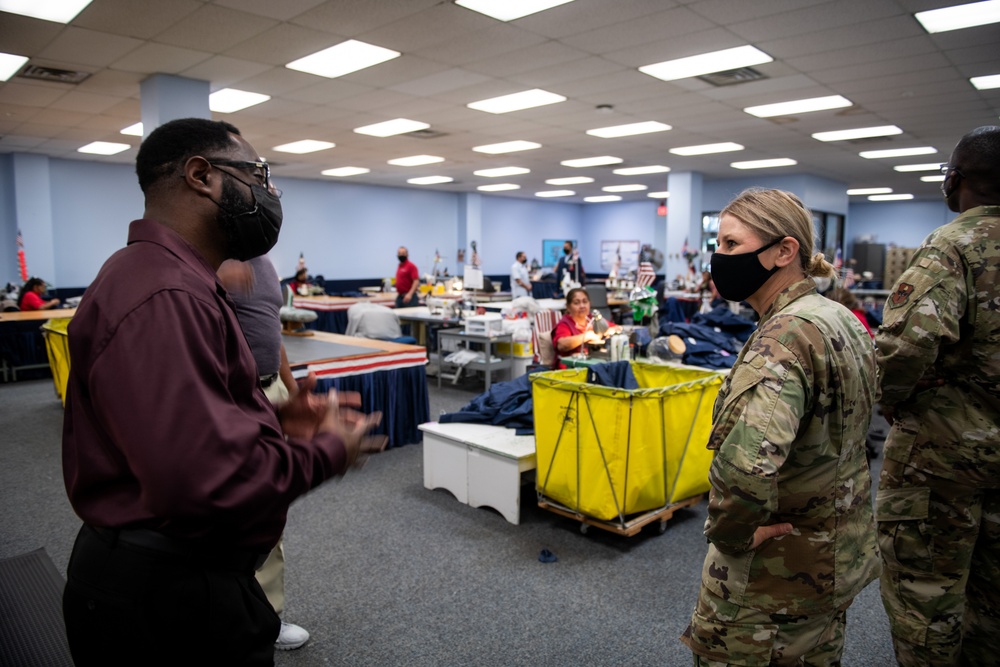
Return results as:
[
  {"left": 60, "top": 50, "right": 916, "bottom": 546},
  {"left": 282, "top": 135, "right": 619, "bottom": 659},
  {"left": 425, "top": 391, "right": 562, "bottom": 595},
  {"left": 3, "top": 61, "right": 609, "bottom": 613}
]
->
[
  {"left": 532, "top": 362, "right": 724, "bottom": 535},
  {"left": 41, "top": 318, "right": 71, "bottom": 405}
]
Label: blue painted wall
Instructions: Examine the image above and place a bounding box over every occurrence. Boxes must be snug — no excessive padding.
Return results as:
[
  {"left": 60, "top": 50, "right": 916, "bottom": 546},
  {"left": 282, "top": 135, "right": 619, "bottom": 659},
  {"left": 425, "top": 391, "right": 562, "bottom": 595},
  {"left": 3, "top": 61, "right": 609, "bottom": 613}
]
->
[
  {"left": 480, "top": 196, "right": 581, "bottom": 275},
  {"left": 846, "top": 200, "right": 953, "bottom": 254}
]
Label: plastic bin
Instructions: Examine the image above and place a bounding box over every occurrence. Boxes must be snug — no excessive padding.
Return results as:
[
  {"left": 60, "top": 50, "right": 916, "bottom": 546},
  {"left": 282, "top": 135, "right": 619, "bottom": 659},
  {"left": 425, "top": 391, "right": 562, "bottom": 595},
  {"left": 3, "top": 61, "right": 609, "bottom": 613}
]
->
[
  {"left": 41, "top": 318, "right": 71, "bottom": 405},
  {"left": 531, "top": 362, "right": 723, "bottom": 525}
]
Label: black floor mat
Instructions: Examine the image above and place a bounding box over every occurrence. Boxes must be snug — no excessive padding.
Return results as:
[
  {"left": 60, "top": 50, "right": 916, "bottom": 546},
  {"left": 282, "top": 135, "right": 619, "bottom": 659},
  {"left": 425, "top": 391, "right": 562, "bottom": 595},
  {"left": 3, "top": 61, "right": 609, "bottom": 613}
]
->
[{"left": 0, "top": 548, "right": 74, "bottom": 666}]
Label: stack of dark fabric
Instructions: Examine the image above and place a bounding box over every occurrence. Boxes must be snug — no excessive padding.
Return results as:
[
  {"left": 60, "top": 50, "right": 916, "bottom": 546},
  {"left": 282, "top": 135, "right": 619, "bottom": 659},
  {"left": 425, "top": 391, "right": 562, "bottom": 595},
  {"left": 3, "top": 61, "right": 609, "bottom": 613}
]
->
[{"left": 658, "top": 306, "right": 756, "bottom": 369}]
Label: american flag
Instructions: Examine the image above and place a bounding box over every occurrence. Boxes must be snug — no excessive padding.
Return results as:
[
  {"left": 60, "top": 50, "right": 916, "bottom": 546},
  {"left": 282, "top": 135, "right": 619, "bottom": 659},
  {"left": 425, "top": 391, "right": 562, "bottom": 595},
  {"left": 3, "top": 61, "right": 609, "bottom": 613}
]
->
[
  {"left": 834, "top": 246, "right": 843, "bottom": 270},
  {"left": 843, "top": 267, "right": 856, "bottom": 289},
  {"left": 16, "top": 229, "right": 23, "bottom": 249},
  {"left": 16, "top": 228, "right": 28, "bottom": 281},
  {"left": 636, "top": 261, "right": 656, "bottom": 288}
]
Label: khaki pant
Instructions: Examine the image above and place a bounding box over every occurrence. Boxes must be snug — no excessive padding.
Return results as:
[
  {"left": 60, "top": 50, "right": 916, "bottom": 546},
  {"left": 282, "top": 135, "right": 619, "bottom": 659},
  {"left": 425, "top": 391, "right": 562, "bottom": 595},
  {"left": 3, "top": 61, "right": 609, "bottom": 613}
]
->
[{"left": 255, "top": 379, "right": 290, "bottom": 615}]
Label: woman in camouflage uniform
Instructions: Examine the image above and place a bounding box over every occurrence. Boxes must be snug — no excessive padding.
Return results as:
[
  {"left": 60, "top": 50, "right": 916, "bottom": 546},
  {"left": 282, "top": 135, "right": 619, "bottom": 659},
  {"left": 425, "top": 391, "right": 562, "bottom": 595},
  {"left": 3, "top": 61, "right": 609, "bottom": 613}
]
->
[{"left": 681, "top": 188, "right": 880, "bottom": 666}]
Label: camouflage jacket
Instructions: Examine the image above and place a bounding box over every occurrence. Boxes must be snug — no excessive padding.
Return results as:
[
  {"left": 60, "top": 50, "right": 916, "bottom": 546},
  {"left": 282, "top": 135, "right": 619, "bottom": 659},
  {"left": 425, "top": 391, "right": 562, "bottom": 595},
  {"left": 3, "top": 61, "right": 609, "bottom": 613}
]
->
[
  {"left": 700, "top": 278, "right": 881, "bottom": 614},
  {"left": 876, "top": 205, "right": 1000, "bottom": 483}
]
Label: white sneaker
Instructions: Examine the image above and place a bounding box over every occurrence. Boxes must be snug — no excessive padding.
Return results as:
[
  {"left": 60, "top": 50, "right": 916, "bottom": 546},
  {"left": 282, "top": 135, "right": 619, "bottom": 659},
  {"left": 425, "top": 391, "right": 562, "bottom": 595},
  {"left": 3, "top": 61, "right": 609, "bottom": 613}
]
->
[{"left": 275, "top": 621, "right": 310, "bottom": 651}]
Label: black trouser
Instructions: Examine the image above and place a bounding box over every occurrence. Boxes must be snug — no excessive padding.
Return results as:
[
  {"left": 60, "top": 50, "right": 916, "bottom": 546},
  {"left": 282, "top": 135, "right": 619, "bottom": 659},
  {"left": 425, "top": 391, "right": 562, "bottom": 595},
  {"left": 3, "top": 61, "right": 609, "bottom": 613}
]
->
[
  {"left": 63, "top": 524, "right": 279, "bottom": 667},
  {"left": 395, "top": 293, "right": 418, "bottom": 308}
]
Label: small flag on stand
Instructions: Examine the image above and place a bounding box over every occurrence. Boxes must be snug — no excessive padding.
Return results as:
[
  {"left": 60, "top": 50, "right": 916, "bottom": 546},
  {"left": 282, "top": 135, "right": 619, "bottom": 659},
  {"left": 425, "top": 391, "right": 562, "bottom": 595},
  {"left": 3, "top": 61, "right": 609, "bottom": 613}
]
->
[
  {"left": 297, "top": 252, "right": 306, "bottom": 272},
  {"left": 636, "top": 261, "right": 656, "bottom": 288},
  {"left": 16, "top": 229, "right": 28, "bottom": 282},
  {"left": 834, "top": 246, "right": 843, "bottom": 270}
]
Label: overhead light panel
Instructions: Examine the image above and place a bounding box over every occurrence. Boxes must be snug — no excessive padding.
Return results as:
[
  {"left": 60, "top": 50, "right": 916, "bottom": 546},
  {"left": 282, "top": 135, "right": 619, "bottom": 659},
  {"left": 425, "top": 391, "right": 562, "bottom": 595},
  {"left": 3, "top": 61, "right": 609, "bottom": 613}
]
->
[
  {"left": 639, "top": 45, "right": 772, "bottom": 82},
  {"left": 473, "top": 167, "right": 530, "bottom": 178},
  {"left": 472, "top": 140, "right": 541, "bottom": 154},
  {"left": 812, "top": 125, "right": 902, "bottom": 142},
  {"left": 560, "top": 156, "right": 622, "bottom": 168},
  {"left": 0, "top": 52, "right": 28, "bottom": 81},
  {"left": 478, "top": 183, "right": 521, "bottom": 191},
  {"left": 971, "top": 74, "right": 1000, "bottom": 90},
  {"left": 585, "top": 196, "right": 621, "bottom": 202},
  {"left": 730, "top": 158, "right": 797, "bottom": 169},
  {"left": 586, "top": 121, "right": 671, "bottom": 138},
  {"left": 286, "top": 40, "right": 400, "bottom": 79},
  {"left": 388, "top": 155, "right": 444, "bottom": 166},
  {"left": 602, "top": 184, "right": 647, "bottom": 192},
  {"left": 847, "top": 187, "right": 892, "bottom": 195},
  {"left": 535, "top": 190, "right": 574, "bottom": 198},
  {"left": 921, "top": 174, "right": 946, "bottom": 182},
  {"left": 119, "top": 122, "right": 143, "bottom": 137},
  {"left": 408, "top": 176, "right": 453, "bottom": 185},
  {"left": 613, "top": 165, "right": 670, "bottom": 175},
  {"left": 322, "top": 167, "right": 370, "bottom": 177},
  {"left": 78, "top": 141, "right": 130, "bottom": 156},
  {"left": 669, "top": 142, "right": 743, "bottom": 156},
  {"left": 914, "top": 1, "right": 1000, "bottom": 33},
  {"left": 893, "top": 163, "right": 941, "bottom": 172},
  {"left": 354, "top": 118, "right": 429, "bottom": 137},
  {"left": 743, "top": 95, "right": 852, "bottom": 118},
  {"left": 859, "top": 147, "right": 937, "bottom": 159},
  {"left": 0, "top": 0, "right": 92, "bottom": 23},
  {"left": 455, "top": 0, "right": 575, "bottom": 21},
  {"left": 273, "top": 140, "right": 335, "bottom": 154},
  {"left": 467, "top": 89, "right": 566, "bottom": 114},
  {"left": 869, "top": 194, "right": 914, "bottom": 201},
  {"left": 209, "top": 88, "right": 270, "bottom": 113},
  {"left": 546, "top": 177, "right": 593, "bottom": 185},
  {"left": 647, "top": 191, "right": 669, "bottom": 198}
]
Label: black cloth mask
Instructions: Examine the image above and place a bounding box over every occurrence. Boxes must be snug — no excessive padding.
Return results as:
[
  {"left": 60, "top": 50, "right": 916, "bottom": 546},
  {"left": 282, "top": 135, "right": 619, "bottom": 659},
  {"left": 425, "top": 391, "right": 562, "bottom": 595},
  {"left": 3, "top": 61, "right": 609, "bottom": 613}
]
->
[
  {"left": 212, "top": 180, "right": 282, "bottom": 261},
  {"left": 398, "top": 255, "right": 407, "bottom": 263},
  {"left": 710, "top": 237, "right": 782, "bottom": 303}
]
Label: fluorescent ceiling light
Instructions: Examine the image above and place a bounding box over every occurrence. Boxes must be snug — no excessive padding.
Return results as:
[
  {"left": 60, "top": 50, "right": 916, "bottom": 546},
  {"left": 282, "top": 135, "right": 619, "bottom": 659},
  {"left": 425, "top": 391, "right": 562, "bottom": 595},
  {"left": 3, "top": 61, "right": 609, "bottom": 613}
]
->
[
  {"left": 921, "top": 174, "right": 946, "bottom": 182},
  {"left": 473, "top": 166, "right": 530, "bottom": 178},
  {"left": 859, "top": 147, "right": 937, "bottom": 159},
  {"left": 0, "top": 0, "right": 92, "bottom": 23},
  {"left": 811, "top": 125, "right": 902, "bottom": 142},
  {"left": 472, "top": 140, "right": 541, "bottom": 154},
  {"left": 547, "top": 176, "right": 594, "bottom": 185},
  {"left": 586, "top": 196, "right": 621, "bottom": 202},
  {"left": 322, "top": 167, "right": 369, "bottom": 177},
  {"left": 847, "top": 187, "right": 892, "bottom": 195},
  {"left": 78, "top": 141, "right": 130, "bottom": 156},
  {"left": 467, "top": 89, "right": 566, "bottom": 114},
  {"left": 971, "top": 74, "right": 1000, "bottom": 90},
  {"left": 639, "top": 45, "right": 773, "bottom": 82},
  {"left": 669, "top": 142, "right": 743, "bottom": 156},
  {"left": 209, "top": 88, "right": 270, "bottom": 113},
  {"left": 730, "top": 158, "right": 797, "bottom": 169},
  {"left": 535, "top": 190, "right": 574, "bottom": 198},
  {"left": 478, "top": 183, "right": 521, "bottom": 192},
  {"left": 602, "top": 184, "right": 647, "bottom": 192},
  {"left": 915, "top": 1, "right": 1000, "bottom": 33},
  {"left": 0, "top": 52, "right": 28, "bottom": 81},
  {"left": 869, "top": 194, "right": 914, "bottom": 201},
  {"left": 119, "top": 122, "right": 143, "bottom": 137},
  {"left": 273, "top": 140, "right": 335, "bottom": 154},
  {"left": 613, "top": 165, "right": 670, "bottom": 175},
  {"left": 586, "top": 121, "right": 672, "bottom": 138},
  {"left": 388, "top": 155, "right": 444, "bottom": 167},
  {"left": 455, "top": 0, "right": 575, "bottom": 21},
  {"left": 353, "top": 118, "right": 429, "bottom": 137},
  {"left": 647, "top": 191, "right": 669, "bottom": 198},
  {"left": 743, "top": 95, "right": 852, "bottom": 118},
  {"left": 286, "top": 39, "right": 400, "bottom": 79},
  {"left": 561, "top": 156, "right": 622, "bottom": 168},
  {"left": 408, "top": 176, "right": 453, "bottom": 185},
  {"left": 893, "top": 163, "right": 941, "bottom": 172}
]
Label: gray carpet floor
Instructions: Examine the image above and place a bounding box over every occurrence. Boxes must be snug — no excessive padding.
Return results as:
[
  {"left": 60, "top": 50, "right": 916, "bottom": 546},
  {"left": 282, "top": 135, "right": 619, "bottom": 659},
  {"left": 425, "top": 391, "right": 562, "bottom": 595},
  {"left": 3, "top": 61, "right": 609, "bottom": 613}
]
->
[{"left": 0, "top": 374, "right": 895, "bottom": 666}]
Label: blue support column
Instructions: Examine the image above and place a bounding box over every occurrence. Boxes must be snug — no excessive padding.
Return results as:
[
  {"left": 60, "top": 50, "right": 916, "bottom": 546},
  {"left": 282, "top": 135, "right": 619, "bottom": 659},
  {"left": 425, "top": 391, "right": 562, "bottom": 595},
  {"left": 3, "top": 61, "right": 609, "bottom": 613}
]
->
[
  {"left": 140, "top": 74, "right": 211, "bottom": 136},
  {"left": 666, "top": 171, "right": 704, "bottom": 282}
]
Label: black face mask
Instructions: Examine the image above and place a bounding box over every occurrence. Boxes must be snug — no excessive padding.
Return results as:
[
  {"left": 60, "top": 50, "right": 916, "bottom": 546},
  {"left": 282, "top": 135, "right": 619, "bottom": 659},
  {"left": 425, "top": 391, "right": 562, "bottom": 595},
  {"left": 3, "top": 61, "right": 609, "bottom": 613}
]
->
[
  {"left": 710, "top": 237, "right": 782, "bottom": 302},
  {"left": 213, "top": 176, "right": 282, "bottom": 261},
  {"left": 563, "top": 247, "right": 572, "bottom": 256},
  {"left": 398, "top": 255, "right": 407, "bottom": 263}
]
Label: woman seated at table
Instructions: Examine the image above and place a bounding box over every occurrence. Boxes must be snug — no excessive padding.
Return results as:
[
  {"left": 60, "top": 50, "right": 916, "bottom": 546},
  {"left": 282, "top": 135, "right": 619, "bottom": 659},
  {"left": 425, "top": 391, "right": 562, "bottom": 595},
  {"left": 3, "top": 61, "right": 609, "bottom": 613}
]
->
[
  {"left": 552, "top": 288, "right": 610, "bottom": 362},
  {"left": 289, "top": 267, "right": 312, "bottom": 296},
  {"left": 17, "top": 277, "right": 60, "bottom": 311}
]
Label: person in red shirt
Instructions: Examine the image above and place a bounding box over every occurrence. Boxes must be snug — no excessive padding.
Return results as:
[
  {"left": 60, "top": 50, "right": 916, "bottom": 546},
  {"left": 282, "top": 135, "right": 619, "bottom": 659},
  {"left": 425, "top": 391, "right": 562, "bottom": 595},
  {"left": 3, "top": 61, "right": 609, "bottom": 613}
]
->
[
  {"left": 551, "top": 288, "right": 605, "bottom": 364},
  {"left": 395, "top": 246, "right": 420, "bottom": 307},
  {"left": 829, "top": 287, "right": 874, "bottom": 338},
  {"left": 17, "top": 277, "right": 60, "bottom": 311}
]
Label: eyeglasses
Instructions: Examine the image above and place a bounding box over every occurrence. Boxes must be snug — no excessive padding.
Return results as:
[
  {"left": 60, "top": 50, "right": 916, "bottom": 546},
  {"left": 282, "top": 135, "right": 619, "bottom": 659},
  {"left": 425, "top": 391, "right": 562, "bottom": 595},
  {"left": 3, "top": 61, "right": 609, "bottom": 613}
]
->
[
  {"left": 206, "top": 159, "right": 281, "bottom": 197},
  {"left": 939, "top": 162, "right": 964, "bottom": 178}
]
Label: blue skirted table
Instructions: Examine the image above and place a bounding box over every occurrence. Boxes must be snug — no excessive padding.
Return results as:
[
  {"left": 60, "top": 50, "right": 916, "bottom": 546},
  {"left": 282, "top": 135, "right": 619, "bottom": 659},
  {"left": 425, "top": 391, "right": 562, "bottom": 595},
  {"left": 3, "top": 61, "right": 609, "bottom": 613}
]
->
[
  {"left": 284, "top": 332, "right": 429, "bottom": 448},
  {"left": 292, "top": 295, "right": 399, "bottom": 335}
]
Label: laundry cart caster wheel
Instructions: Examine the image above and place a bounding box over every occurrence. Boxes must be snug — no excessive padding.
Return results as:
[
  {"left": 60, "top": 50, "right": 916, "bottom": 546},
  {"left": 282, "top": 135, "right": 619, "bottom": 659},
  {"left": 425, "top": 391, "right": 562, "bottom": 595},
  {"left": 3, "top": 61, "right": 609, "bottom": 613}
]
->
[
  {"left": 579, "top": 523, "right": 589, "bottom": 535},
  {"left": 657, "top": 521, "right": 668, "bottom": 535}
]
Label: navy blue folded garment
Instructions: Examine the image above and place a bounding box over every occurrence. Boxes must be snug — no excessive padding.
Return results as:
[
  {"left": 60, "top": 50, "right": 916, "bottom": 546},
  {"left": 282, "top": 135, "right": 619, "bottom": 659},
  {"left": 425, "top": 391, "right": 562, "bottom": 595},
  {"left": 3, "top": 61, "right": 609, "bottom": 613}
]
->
[
  {"left": 658, "top": 321, "right": 742, "bottom": 353},
  {"left": 586, "top": 360, "right": 639, "bottom": 390},
  {"left": 658, "top": 297, "right": 699, "bottom": 323},
  {"left": 690, "top": 306, "right": 757, "bottom": 342},
  {"left": 439, "top": 372, "right": 537, "bottom": 433}
]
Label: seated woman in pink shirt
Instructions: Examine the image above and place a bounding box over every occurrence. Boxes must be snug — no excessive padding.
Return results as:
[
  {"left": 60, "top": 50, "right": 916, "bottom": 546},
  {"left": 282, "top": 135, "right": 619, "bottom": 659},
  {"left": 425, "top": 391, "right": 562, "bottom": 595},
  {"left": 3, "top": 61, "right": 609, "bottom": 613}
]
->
[{"left": 18, "top": 277, "right": 60, "bottom": 311}]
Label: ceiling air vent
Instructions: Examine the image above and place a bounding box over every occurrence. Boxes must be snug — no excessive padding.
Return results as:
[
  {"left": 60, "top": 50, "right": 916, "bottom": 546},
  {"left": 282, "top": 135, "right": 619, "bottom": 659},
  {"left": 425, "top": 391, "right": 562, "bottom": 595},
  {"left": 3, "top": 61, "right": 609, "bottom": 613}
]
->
[
  {"left": 698, "top": 67, "right": 767, "bottom": 87},
  {"left": 407, "top": 129, "right": 448, "bottom": 139},
  {"left": 18, "top": 65, "right": 91, "bottom": 84}
]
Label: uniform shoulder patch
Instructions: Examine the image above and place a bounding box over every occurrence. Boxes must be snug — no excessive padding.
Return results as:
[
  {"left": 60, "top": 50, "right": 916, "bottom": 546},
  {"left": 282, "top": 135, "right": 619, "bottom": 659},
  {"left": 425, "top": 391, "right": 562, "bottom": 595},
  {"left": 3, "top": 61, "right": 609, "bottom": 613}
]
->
[{"left": 889, "top": 282, "right": 914, "bottom": 308}]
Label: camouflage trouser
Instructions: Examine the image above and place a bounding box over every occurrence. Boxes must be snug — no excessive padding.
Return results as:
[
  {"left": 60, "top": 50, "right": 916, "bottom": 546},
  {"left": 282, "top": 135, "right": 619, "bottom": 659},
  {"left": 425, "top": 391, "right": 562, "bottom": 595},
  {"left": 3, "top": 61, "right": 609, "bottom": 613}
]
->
[
  {"left": 680, "top": 586, "right": 848, "bottom": 666},
  {"left": 876, "top": 458, "right": 1000, "bottom": 667}
]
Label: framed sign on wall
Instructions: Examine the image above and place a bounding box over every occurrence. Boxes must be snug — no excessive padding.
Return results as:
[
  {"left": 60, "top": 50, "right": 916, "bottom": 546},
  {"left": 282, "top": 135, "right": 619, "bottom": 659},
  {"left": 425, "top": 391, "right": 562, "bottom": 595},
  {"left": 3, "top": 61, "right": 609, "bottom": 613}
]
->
[{"left": 600, "top": 240, "right": 640, "bottom": 273}]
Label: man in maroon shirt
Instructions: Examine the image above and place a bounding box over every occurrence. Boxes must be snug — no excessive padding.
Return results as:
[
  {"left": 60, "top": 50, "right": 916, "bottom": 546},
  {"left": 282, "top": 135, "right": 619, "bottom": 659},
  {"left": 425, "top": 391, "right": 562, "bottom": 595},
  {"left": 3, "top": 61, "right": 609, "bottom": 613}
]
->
[
  {"left": 395, "top": 246, "right": 420, "bottom": 307},
  {"left": 61, "top": 118, "right": 386, "bottom": 666}
]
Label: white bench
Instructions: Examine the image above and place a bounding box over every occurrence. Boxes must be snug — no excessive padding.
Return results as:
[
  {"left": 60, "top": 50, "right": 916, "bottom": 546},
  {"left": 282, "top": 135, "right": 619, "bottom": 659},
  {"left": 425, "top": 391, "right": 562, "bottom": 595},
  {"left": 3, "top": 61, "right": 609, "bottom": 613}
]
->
[{"left": 419, "top": 421, "right": 536, "bottom": 525}]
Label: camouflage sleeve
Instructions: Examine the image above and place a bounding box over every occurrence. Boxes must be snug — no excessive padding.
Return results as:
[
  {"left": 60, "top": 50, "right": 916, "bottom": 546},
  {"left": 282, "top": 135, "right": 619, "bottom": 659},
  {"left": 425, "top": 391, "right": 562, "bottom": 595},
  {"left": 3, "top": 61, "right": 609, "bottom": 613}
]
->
[
  {"left": 876, "top": 243, "right": 966, "bottom": 407},
  {"left": 704, "top": 335, "right": 808, "bottom": 554}
]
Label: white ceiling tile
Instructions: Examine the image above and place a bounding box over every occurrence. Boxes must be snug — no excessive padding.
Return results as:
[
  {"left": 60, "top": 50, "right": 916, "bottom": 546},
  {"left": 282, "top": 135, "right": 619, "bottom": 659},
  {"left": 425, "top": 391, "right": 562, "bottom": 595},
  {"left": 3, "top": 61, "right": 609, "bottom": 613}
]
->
[
  {"left": 290, "top": 0, "right": 441, "bottom": 37},
  {"left": 73, "top": 0, "right": 200, "bottom": 39},
  {"left": 560, "top": 7, "right": 716, "bottom": 55},
  {"left": 49, "top": 90, "right": 125, "bottom": 114},
  {"left": 359, "top": 2, "right": 498, "bottom": 53},
  {"left": 179, "top": 56, "right": 274, "bottom": 88},
  {"left": 389, "top": 68, "right": 493, "bottom": 97},
  {"left": 153, "top": 5, "right": 278, "bottom": 52},
  {"left": 759, "top": 16, "right": 926, "bottom": 60},
  {"left": 603, "top": 27, "right": 744, "bottom": 68},
  {"left": 0, "top": 13, "right": 65, "bottom": 55},
  {"left": 37, "top": 27, "right": 145, "bottom": 68},
  {"left": 727, "top": 0, "right": 906, "bottom": 42},
  {"left": 109, "top": 43, "right": 213, "bottom": 74},
  {"left": 0, "top": 82, "right": 68, "bottom": 107},
  {"left": 411, "top": 24, "right": 548, "bottom": 66},
  {"left": 464, "top": 42, "right": 591, "bottom": 78},
  {"left": 223, "top": 23, "right": 348, "bottom": 66},
  {"left": 508, "top": 57, "right": 626, "bottom": 88},
  {"left": 213, "top": 0, "right": 328, "bottom": 22},
  {"left": 340, "top": 56, "right": 451, "bottom": 88},
  {"left": 513, "top": 0, "right": 675, "bottom": 39}
]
